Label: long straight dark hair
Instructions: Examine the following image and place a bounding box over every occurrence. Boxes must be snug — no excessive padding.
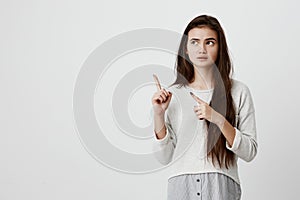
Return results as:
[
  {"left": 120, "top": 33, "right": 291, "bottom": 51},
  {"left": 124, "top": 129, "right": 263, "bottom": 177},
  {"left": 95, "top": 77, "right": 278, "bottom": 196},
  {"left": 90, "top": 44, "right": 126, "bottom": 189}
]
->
[{"left": 171, "top": 15, "right": 236, "bottom": 169}]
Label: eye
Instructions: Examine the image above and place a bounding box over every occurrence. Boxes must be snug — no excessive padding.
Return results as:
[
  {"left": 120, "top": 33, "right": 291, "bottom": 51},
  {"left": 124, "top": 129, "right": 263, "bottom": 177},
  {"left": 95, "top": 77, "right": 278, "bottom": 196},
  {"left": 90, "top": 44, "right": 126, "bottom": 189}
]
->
[
  {"left": 190, "top": 40, "right": 198, "bottom": 45},
  {"left": 206, "top": 41, "right": 215, "bottom": 46}
]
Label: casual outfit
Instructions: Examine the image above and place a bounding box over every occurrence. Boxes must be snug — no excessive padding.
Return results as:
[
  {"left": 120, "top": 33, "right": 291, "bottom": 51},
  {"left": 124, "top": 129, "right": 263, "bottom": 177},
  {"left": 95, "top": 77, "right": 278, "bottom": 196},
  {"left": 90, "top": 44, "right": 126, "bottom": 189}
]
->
[{"left": 152, "top": 79, "right": 258, "bottom": 200}]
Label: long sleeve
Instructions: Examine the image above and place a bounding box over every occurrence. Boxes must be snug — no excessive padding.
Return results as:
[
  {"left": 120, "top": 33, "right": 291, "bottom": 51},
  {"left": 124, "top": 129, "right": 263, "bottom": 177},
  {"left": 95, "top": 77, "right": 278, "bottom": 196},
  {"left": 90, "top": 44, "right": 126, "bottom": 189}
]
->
[
  {"left": 152, "top": 111, "right": 177, "bottom": 165},
  {"left": 226, "top": 84, "right": 258, "bottom": 162}
]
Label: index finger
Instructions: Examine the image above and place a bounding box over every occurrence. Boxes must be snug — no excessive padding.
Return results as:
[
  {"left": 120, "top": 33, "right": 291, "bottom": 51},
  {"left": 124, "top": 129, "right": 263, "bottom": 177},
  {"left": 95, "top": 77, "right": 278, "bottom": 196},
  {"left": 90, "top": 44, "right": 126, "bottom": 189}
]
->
[
  {"left": 189, "top": 92, "right": 205, "bottom": 104},
  {"left": 153, "top": 74, "right": 162, "bottom": 91}
]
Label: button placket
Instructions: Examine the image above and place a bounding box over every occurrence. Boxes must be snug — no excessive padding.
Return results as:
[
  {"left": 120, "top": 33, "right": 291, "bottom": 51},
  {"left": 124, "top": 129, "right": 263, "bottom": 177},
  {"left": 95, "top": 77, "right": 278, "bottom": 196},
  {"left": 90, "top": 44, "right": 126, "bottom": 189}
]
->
[{"left": 196, "top": 174, "right": 202, "bottom": 198}]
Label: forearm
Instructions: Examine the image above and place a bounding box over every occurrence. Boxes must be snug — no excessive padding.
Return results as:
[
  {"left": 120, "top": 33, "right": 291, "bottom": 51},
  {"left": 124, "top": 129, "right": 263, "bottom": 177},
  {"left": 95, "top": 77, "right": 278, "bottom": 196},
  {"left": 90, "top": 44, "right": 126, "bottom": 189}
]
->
[
  {"left": 214, "top": 113, "right": 236, "bottom": 148},
  {"left": 212, "top": 111, "right": 258, "bottom": 161},
  {"left": 154, "top": 113, "right": 166, "bottom": 139}
]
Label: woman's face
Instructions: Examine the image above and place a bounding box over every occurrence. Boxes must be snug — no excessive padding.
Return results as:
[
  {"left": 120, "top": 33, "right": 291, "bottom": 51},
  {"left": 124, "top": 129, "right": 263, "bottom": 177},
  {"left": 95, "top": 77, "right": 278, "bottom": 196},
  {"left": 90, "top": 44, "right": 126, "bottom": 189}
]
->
[{"left": 186, "top": 26, "right": 219, "bottom": 68}]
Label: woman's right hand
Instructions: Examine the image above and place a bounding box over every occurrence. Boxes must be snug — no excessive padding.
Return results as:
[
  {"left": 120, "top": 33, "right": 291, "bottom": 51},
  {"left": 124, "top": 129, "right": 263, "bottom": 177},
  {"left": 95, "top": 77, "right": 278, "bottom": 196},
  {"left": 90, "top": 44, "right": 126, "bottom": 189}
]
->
[{"left": 152, "top": 74, "right": 172, "bottom": 116}]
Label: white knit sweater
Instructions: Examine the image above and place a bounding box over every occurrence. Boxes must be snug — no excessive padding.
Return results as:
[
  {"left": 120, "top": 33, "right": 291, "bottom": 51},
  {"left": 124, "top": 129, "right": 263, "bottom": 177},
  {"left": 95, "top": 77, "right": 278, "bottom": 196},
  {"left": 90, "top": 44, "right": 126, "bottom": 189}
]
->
[{"left": 152, "top": 79, "right": 258, "bottom": 185}]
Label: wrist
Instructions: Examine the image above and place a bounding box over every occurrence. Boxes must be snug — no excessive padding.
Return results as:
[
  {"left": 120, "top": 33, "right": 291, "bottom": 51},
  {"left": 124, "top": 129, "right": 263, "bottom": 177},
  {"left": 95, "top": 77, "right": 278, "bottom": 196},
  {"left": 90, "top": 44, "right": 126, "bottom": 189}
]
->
[
  {"left": 212, "top": 112, "right": 225, "bottom": 129},
  {"left": 154, "top": 110, "right": 165, "bottom": 117}
]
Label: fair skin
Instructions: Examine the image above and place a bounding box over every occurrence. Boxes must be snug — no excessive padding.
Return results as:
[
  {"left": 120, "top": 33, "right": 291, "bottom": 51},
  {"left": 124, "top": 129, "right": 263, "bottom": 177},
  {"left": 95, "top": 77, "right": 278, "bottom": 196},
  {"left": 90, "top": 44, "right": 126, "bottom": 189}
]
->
[
  {"left": 152, "top": 27, "right": 236, "bottom": 147},
  {"left": 186, "top": 26, "right": 218, "bottom": 90}
]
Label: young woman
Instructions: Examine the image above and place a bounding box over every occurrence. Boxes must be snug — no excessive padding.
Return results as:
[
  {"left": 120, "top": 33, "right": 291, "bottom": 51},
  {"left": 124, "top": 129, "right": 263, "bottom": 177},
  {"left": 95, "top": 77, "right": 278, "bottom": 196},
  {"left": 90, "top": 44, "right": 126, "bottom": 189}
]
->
[{"left": 152, "top": 15, "right": 258, "bottom": 200}]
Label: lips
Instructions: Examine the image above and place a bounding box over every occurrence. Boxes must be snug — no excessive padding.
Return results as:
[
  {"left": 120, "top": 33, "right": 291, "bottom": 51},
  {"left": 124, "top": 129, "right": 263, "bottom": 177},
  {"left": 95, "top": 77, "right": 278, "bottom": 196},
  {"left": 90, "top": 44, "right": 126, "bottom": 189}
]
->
[{"left": 197, "top": 57, "right": 208, "bottom": 59}]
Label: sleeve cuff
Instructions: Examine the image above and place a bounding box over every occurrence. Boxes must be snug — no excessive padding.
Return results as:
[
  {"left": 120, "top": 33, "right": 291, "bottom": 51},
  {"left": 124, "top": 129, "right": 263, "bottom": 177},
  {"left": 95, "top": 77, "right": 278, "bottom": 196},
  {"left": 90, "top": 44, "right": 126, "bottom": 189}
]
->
[
  {"left": 226, "top": 127, "right": 242, "bottom": 151},
  {"left": 153, "top": 128, "right": 170, "bottom": 145}
]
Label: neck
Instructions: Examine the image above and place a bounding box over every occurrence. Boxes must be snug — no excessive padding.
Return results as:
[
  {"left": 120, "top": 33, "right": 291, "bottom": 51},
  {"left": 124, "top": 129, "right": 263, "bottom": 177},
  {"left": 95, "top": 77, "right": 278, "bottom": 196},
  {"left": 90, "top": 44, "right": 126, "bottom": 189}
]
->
[{"left": 190, "top": 65, "right": 214, "bottom": 90}]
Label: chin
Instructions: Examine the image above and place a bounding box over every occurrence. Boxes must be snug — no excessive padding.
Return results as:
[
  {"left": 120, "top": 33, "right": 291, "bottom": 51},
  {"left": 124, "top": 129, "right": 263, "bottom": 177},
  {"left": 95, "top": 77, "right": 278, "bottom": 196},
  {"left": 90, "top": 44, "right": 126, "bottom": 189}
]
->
[{"left": 194, "top": 63, "right": 214, "bottom": 69}]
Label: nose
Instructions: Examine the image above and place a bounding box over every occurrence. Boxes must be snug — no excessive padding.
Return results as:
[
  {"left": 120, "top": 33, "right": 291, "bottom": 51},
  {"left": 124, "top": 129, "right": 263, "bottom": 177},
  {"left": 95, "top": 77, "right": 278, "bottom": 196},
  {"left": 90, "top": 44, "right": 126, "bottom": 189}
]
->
[{"left": 197, "top": 42, "right": 206, "bottom": 54}]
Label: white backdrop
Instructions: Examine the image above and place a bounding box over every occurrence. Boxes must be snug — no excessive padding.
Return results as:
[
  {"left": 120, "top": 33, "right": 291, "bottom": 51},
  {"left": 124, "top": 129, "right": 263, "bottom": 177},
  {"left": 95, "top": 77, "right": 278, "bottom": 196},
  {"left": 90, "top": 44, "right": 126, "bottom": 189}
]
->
[{"left": 1, "top": 0, "right": 299, "bottom": 199}]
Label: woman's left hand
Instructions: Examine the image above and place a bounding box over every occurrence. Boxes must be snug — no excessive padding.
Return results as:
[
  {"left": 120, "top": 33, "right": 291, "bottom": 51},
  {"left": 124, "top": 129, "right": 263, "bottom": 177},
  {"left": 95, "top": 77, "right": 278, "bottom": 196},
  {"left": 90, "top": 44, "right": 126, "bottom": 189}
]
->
[{"left": 190, "top": 92, "right": 225, "bottom": 127}]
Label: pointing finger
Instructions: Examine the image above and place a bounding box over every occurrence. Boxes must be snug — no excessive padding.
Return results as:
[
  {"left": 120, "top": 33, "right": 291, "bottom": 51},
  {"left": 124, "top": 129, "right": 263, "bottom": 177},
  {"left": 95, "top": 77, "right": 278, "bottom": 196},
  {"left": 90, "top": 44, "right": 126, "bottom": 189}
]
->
[
  {"left": 189, "top": 92, "right": 205, "bottom": 104},
  {"left": 153, "top": 74, "right": 162, "bottom": 91}
]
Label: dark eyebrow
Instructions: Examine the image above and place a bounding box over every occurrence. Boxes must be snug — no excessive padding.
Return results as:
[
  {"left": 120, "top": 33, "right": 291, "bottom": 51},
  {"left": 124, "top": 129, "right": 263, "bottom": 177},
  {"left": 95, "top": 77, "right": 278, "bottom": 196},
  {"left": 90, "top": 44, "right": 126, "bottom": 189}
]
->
[
  {"left": 190, "top": 37, "right": 217, "bottom": 41},
  {"left": 205, "top": 38, "right": 217, "bottom": 41}
]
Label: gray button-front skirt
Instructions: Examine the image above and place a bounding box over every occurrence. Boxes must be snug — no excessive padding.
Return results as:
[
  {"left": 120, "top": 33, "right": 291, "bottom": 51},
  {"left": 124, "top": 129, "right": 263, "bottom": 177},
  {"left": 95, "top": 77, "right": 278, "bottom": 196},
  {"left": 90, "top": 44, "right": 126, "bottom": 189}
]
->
[{"left": 167, "top": 172, "right": 241, "bottom": 200}]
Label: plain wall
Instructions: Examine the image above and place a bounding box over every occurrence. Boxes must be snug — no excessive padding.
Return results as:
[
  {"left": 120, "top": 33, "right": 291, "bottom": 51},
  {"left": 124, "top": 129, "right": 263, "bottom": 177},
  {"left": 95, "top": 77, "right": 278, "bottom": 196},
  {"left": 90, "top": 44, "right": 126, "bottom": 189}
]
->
[{"left": 1, "top": 0, "right": 299, "bottom": 199}]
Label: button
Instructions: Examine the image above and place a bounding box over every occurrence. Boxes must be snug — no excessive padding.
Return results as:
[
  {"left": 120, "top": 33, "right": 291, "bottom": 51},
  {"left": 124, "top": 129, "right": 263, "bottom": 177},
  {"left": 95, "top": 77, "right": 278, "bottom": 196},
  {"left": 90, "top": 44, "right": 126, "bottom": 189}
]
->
[
  {"left": 197, "top": 192, "right": 200, "bottom": 196},
  {"left": 196, "top": 179, "right": 200, "bottom": 182}
]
